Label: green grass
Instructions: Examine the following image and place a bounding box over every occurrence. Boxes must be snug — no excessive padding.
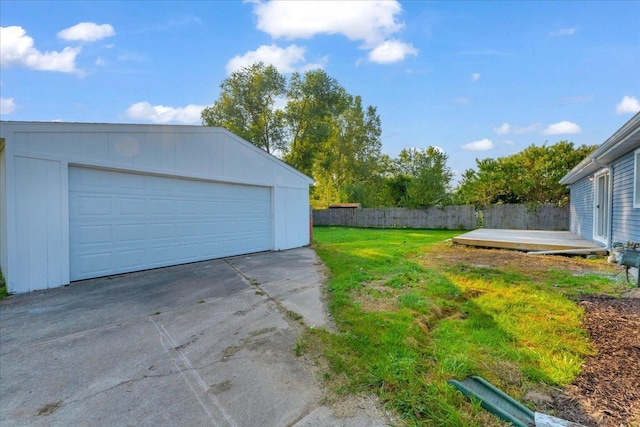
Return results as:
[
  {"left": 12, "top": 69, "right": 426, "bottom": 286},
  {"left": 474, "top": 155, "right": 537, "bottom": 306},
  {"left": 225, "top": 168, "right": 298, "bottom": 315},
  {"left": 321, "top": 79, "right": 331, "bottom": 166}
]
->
[
  {"left": 305, "top": 226, "right": 625, "bottom": 426},
  {"left": 0, "top": 269, "right": 7, "bottom": 299}
]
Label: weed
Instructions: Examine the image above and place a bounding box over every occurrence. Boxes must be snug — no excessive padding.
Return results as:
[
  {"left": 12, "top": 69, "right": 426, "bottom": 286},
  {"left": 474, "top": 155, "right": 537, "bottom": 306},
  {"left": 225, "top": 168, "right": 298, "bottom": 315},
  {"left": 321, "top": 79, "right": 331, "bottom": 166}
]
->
[
  {"left": 286, "top": 310, "right": 303, "bottom": 322},
  {"left": 0, "top": 269, "right": 7, "bottom": 299}
]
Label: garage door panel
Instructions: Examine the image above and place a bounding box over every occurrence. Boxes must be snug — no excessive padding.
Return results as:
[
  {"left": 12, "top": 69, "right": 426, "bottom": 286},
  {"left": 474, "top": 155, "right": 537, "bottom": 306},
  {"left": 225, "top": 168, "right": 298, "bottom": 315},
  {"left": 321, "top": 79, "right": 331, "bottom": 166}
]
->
[
  {"left": 151, "top": 199, "right": 177, "bottom": 215},
  {"left": 115, "top": 249, "right": 147, "bottom": 269},
  {"left": 118, "top": 197, "right": 147, "bottom": 215},
  {"left": 73, "top": 195, "right": 113, "bottom": 216},
  {"left": 75, "top": 252, "right": 113, "bottom": 277},
  {"left": 73, "top": 224, "right": 113, "bottom": 245},
  {"left": 69, "top": 167, "right": 272, "bottom": 281},
  {"left": 117, "top": 223, "right": 147, "bottom": 242}
]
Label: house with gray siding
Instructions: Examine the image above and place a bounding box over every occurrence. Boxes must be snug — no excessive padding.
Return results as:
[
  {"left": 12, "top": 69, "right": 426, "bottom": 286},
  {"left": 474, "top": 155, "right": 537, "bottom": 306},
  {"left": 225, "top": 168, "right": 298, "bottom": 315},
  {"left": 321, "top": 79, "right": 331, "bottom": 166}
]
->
[{"left": 560, "top": 112, "right": 640, "bottom": 249}]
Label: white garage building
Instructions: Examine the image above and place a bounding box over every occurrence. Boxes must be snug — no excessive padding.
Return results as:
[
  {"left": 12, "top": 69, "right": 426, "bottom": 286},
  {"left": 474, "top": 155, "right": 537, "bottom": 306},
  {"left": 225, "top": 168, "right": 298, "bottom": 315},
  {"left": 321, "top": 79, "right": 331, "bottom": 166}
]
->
[{"left": 0, "top": 122, "right": 313, "bottom": 294}]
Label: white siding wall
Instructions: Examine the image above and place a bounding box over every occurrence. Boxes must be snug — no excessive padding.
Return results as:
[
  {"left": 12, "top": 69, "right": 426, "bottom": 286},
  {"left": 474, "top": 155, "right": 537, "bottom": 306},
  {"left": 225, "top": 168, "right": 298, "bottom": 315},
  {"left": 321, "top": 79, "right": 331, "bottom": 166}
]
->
[
  {"left": 14, "top": 157, "right": 65, "bottom": 291},
  {"left": 0, "top": 122, "right": 312, "bottom": 293},
  {"left": 273, "top": 187, "right": 312, "bottom": 250},
  {"left": 0, "top": 140, "right": 7, "bottom": 282},
  {"left": 612, "top": 151, "right": 640, "bottom": 243},
  {"left": 569, "top": 177, "right": 594, "bottom": 241}
]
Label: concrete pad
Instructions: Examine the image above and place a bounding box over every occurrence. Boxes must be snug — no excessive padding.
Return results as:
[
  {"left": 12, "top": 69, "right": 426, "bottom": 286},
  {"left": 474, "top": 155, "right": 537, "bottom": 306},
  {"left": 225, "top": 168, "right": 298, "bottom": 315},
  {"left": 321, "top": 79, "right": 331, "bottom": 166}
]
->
[
  {"left": 227, "top": 249, "right": 335, "bottom": 330},
  {"left": 0, "top": 248, "right": 390, "bottom": 426}
]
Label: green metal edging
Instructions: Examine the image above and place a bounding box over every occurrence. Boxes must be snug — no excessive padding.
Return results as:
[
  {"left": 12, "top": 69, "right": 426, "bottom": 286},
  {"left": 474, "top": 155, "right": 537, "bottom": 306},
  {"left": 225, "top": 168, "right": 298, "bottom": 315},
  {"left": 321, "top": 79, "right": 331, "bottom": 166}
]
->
[{"left": 448, "top": 376, "right": 535, "bottom": 427}]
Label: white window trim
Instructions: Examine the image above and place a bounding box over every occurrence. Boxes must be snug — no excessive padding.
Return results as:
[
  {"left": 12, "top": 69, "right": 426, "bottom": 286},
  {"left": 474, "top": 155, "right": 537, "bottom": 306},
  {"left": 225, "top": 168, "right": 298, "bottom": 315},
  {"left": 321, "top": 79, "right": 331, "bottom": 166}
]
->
[{"left": 634, "top": 148, "right": 640, "bottom": 208}]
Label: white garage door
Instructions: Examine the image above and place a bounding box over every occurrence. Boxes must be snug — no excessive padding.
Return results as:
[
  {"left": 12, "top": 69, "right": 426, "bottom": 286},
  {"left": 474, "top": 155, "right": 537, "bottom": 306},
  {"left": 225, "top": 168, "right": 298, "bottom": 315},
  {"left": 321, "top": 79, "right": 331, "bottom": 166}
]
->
[{"left": 69, "top": 167, "right": 271, "bottom": 281}]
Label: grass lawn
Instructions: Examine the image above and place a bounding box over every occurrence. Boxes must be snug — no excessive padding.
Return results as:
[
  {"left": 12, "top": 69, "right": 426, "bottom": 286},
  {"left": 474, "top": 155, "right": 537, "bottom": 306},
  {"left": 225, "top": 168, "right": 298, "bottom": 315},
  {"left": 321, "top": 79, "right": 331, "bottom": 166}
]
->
[
  {"left": 303, "top": 226, "right": 627, "bottom": 426},
  {"left": 0, "top": 270, "right": 6, "bottom": 299}
]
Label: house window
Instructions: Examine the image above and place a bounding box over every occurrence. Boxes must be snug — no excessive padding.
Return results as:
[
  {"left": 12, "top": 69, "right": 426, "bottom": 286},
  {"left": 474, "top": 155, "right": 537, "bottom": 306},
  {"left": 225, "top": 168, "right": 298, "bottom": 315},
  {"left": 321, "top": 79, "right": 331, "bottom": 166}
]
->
[{"left": 635, "top": 148, "right": 640, "bottom": 208}]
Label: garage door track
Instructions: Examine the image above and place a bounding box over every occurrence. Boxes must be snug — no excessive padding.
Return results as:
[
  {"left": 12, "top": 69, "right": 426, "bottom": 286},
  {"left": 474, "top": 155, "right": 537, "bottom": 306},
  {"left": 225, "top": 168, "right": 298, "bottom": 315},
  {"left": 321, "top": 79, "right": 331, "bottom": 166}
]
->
[{"left": 0, "top": 248, "right": 390, "bottom": 426}]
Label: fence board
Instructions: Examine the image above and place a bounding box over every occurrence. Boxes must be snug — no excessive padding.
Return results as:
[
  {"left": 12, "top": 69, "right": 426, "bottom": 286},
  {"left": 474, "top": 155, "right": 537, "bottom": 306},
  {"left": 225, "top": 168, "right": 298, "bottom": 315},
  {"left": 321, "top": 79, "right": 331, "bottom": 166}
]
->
[
  {"left": 481, "top": 204, "right": 568, "bottom": 230},
  {"left": 313, "top": 206, "right": 476, "bottom": 229},
  {"left": 313, "top": 204, "right": 569, "bottom": 231}
]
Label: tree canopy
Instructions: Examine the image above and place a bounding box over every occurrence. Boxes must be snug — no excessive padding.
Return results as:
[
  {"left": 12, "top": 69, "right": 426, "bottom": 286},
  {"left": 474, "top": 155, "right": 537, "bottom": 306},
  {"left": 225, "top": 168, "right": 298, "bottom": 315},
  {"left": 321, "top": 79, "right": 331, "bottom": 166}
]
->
[
  {"left": 202, "top": 62, "right": 594, "bottom": 209},
  {"left": 202, "top": 63, "right": 383, "bottom": 208},
  {"left": 201, "top": 62, "right": 287, "bottom": 154},
  {"left": 455, "top": 141, "right": 596, "bottom": 206}
]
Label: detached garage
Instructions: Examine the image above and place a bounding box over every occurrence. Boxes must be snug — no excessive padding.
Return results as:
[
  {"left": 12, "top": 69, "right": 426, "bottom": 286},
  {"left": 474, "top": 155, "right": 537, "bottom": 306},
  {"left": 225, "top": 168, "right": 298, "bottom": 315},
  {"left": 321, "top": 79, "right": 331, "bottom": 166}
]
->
[{"left": 0, "top": 122, "right": 313, "bottom": 293}]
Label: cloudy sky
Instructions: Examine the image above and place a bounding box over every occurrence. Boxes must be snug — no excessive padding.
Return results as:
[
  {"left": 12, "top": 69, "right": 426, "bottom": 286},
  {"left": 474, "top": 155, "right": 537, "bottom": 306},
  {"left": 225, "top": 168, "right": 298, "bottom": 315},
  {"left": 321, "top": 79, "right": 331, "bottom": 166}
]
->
[{"left": 1, "top": 1, "right": 639, "bottom": 177}]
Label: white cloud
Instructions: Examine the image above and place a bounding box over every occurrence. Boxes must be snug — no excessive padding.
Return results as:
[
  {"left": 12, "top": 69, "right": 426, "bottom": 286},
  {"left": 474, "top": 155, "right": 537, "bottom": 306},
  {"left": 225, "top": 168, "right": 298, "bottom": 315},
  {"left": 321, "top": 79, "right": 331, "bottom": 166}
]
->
[
  {"left": 1, "top": 26, "right": 80, "bottom": 73},
  {"left": 549, "top": 28, "right": 576, "bottom": 37},
  {"left": 95, "top": 57, "right": 106, "bottom": 66},
  {"left": 615, "top": 95, "right": 640, "bottom": 115},
  {"left": 471, "top": 72, "right": 480, "bottom": 82},
  {"left": 0, "top": 97, "right": 16, "bottom": 115},
  {"left": 125, "top": 102, "right": 207, "bottom": 124},
  {"left": 493, "top": 122, "right": 538, "bottom": 135},
  {"left": 453, "top": 97, "right": 469, "bottom": 105},
  {"left": 542, "top": 121, "right": 582, "bottom": 135},
  {"left": 462, "top": 138, "right": 494, "bottom": 151},
  {"left": 253, "top": 1, "right": 403, "bottom": 45},
  {"left": 252, "top": 1, "right": 415, "bottom": 64},
  {"left": 226, "top": 44, "right": 325, "bottom": 74},
  {"left": 58, "top": 22, "right": 115, "bottom": 42},
  {"left": 493, "top": 123, "right": 511, "bottom": 135},
  {"left": 368, "top": 39, "right": 417, "bottom": 64}
]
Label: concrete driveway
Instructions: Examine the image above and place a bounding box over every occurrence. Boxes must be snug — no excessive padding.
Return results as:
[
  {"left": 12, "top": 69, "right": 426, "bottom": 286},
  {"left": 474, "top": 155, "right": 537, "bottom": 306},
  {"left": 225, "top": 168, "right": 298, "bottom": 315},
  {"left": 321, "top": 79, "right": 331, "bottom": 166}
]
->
[{"left": 0, "top": 248, "right": 391, "bottom": 427}]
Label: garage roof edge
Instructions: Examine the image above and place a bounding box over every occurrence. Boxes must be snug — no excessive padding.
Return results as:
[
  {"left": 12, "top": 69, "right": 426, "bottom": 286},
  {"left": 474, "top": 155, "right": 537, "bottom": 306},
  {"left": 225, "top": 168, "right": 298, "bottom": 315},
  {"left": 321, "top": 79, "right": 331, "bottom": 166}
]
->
[{"left": 0, "top": 121, "right": 314, "bottom": 185}]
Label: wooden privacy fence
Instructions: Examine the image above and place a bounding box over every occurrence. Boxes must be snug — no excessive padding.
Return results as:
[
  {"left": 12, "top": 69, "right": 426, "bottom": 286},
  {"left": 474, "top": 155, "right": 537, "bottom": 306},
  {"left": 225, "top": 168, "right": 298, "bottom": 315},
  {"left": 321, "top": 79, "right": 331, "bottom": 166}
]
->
[
  {"left": 313, "top": 204, "right": 569, "bottom": 230},
  {"left": 313, "top": 206, "right": 476, "bottom": 229},
  {"left": 482, "top": 203, "right": 569, "bottom": 230}
]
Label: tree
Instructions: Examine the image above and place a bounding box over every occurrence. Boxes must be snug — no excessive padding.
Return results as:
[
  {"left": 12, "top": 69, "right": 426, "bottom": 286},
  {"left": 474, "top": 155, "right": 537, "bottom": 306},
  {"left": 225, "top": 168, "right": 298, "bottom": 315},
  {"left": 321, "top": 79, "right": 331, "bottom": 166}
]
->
[
  {"left": 392, "top": 147, "right": 454, "bottom": 208},
  {"left": 201, "top": 62, "right": 287, "bottom": 154},
  {"left": 202, "top": 63, "right": 385, "bottom": 208},
  {"left": 310, "top": 95, "right": 382, "bottom": 208},
  {"left": 284, "top": 69, "right": 350, "bottom": 176},
  {"left": 455, "top": 141, "right": 596, "bottom": 206}
]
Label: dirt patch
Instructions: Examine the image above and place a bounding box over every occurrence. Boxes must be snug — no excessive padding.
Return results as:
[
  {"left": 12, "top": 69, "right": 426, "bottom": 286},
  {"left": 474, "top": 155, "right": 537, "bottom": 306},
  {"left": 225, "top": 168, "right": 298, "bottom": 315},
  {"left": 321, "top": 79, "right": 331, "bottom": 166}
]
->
[
  {"left": 425, "top": 243, "right": 621, "bottom": 277},
  {"left": 36, "top": 401, "right": 62, "bottom": 416},
  {"left": 554, "top": 295, "right": 640, "bottom": 427}
]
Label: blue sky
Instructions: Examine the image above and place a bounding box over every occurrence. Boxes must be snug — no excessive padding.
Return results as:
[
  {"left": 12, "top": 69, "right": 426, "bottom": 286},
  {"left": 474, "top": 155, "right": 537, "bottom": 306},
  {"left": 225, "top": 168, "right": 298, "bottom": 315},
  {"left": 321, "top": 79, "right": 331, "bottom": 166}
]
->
[{"left": 1, "top": 0, "right": 639, "bottom": 178}]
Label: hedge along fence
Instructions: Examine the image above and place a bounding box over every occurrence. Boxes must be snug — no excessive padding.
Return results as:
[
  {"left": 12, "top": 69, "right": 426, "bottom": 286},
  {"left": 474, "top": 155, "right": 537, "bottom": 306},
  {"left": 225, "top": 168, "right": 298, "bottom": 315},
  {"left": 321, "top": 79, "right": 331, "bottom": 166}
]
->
[
  {"left": 313, "top": 206, "right": 476, "bottom": 230},
  {"left": 313, "top": 204, "right": 569, "bottom": 231}
]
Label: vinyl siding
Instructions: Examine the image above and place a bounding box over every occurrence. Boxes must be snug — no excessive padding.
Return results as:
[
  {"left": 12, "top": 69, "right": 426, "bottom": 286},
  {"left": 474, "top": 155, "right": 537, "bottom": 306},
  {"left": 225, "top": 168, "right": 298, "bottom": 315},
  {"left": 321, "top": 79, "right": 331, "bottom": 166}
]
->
[
  {"left": 612, "top": 150, "right": 640, "bottom": 244},
  {"left": 569, "top": 177, "right": 594, "bottom": 241}
]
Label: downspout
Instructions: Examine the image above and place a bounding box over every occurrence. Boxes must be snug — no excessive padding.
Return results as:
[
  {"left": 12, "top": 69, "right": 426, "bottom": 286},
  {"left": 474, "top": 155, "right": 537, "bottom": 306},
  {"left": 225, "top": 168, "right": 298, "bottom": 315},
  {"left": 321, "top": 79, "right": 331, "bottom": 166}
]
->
[{"left": 593, "top": 159, "right": 613, "bottom": 250}]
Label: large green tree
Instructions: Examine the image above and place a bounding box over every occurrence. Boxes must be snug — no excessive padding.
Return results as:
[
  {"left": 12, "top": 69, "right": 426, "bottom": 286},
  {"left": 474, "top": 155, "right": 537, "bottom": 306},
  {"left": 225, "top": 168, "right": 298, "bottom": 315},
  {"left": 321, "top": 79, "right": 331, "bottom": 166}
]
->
[
  {"left": 310, "top": 96, "right": 382, "bottom": 208},
  {"left": 201, "top": 62, "right": 287, "bottom": 154},
  {"left": 202, "top": 63, "right": 386, "bottom": 208},
  {"left": 284, "top": 69, "right": 350, "bottom": 177},
  {"left": 391, "top": 147, "right": 454, "bottom": 208},
  {"left": 455, "top": 141, "right": 596, "bottom": 206}
]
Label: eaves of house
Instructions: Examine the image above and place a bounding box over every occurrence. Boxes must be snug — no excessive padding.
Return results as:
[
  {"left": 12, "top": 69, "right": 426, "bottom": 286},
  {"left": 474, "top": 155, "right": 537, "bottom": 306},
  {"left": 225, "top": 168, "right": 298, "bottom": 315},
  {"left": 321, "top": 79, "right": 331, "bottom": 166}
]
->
[{"left": 560, "top": 112, "right": 640, "bottom": 185}]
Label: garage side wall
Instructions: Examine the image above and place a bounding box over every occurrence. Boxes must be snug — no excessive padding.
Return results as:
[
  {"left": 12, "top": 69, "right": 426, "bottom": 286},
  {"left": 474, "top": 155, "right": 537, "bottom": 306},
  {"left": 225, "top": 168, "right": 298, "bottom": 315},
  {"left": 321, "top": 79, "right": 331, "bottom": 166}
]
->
[
  {"left": 1, "top": 123, "right": 312, "bottom": 293},
  {"left": 273, "top": 187, "right": 311, "bottom": 250},
  {"left": 0, "top": 139, "right": 7, "bottom": 284},
  {"left": 13, "top": 157, "right": 65, "bottom": 292}
]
